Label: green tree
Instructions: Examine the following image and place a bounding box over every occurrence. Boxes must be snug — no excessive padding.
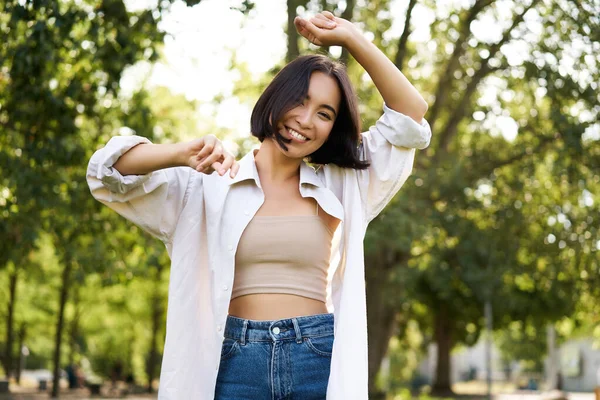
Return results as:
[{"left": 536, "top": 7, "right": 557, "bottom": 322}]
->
[{"left": 0, "top": 0, "right": 200, "bottom": 394}]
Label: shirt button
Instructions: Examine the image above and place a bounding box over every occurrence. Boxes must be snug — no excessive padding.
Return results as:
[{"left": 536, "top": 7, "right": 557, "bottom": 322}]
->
[
  {"left": 244, "top": 210, "right": 249, "bottom": 216},
  {"left": 222, "top": 285, "right": 228, "bottom": 291},
  {"left": 227, "top": 245, "right": 233, "bottom": 251},
  {"left": 272, "top": 327, "right": 280, "bottom": 335},
  {"left": 217, "top": 325, "right": 222, "bottom": 332}
]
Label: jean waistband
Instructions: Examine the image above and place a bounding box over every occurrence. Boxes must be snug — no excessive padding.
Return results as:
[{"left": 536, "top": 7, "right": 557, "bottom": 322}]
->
[{"left": 224, "top": 313, "right": 334, "bottom": 344}]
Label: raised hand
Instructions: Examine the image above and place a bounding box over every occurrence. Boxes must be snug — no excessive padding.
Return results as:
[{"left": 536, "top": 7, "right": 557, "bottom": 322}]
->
[
  {"left": 184, "top": 135, "right": 239, "bottom": 178},
  {"left": 293, "top": 11, "right": 358, "bottom": 48}
]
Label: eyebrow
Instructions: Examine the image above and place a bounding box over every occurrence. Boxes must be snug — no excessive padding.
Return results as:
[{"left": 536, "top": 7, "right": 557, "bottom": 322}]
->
[{"left": 306, "top": 95, "right": 338, "bottom": 118}]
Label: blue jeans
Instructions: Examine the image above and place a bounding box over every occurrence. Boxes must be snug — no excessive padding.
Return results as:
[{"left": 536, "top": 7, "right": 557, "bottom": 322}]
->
[{"left": 214, "top": 313, "right": 334, "bottom": 400}]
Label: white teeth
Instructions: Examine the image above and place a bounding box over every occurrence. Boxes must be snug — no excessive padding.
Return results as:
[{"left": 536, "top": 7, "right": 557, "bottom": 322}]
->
[{"left": 289, "top": 128, "right": 308, "bottom": 141}]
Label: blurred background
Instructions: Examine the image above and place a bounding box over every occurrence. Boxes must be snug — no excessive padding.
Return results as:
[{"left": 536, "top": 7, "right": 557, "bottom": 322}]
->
[{"left": 0, "top": 0, "right": 599, "bottom": 398}]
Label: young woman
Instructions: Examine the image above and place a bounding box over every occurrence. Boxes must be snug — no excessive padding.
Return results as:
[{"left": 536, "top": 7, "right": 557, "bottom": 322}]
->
[{"left": 87, "top": 11, "right": 430, "bottom": 400}]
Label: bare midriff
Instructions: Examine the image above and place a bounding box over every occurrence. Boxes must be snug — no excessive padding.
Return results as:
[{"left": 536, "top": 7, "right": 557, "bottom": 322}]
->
[
  {"left": 228, "top": 293, "right": 329, "bottom": 321},
  {"left": 227, "top": 181, "right": 337, "bottom": 322}
]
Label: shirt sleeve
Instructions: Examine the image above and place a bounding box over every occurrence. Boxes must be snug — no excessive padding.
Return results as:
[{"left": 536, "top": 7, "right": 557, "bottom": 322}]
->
[
  {"left": 86, "top": 135, "right": 198, "bottom": 243},
  {"left": 360, "top": 103, "right": 432, "bottom": 224}
]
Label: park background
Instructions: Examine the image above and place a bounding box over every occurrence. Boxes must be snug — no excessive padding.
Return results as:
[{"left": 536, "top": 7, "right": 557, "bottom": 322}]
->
[{"left": 1, "top": 0, "right": 599, "bottom": 398}]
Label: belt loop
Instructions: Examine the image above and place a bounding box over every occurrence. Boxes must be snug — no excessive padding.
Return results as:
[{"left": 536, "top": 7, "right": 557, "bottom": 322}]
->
[
  {"left": 240, "top": 320, "right": 248, "bottom": 346},
  {"left": 292, "top": 318, "right": 302, "bottom": 344}
]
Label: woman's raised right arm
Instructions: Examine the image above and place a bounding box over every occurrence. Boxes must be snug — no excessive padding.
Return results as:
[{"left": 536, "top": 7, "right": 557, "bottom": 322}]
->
[{"left": 87, "top": 134, "right": 238, "bottom": 243}]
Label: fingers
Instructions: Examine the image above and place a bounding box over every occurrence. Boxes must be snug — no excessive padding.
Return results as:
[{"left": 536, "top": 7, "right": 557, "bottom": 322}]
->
[
  {"left": 294, "top": 16, "right": 308, "bottom": 34},
  {"left": 195, "top": 136, "right": 216, "bottom": 162},
  {"left": 230, "top": 160, "right": 240, "bottom": 178},
  {"left": 322, "top": 11, "right": 336, "bottom": 21},
  {"left": 294, "top": 17, "right": 323, "bottom": 46},
  {"left": 218, "top": 153, "right": 235, "bottom": 176},
  {"left": 211, "top": 161, "right": 223, "bottom": 175},
  {"left": 212, "top": 155, "right": 238, "bottom": 177},
  {"left": 311, "top": 14, "right": 336, "bottom": 29},
  {"left": 293, "top": 18, "right": 310, "bottom": 41},
  {"left": 194, "top": 139, "right": 238, "bottom": 178},
  {"left": 196, "top": 143, "right": 223, "bottom": 172}
]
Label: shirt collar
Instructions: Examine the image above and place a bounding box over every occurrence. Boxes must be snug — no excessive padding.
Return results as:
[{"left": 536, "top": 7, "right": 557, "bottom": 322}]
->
[
  {"left": 226, "top": 149, "right": 324, "bottom": 189},
  {"left": 299, "top": 162, "right": 324, "bottom": 188},
  {"left": 226, "top": 150, "right": 260, "bottom": 187}
]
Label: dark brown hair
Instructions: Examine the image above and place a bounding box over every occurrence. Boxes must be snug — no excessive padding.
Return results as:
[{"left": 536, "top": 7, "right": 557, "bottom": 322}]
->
[{"left": 250, "top": 54, "right": 369, "bottom": 169}]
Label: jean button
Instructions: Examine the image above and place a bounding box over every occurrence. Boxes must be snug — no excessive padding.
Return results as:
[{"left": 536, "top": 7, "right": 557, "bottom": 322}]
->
[{"left": 272, "top": 327, "right": 280, "bottom": 335}]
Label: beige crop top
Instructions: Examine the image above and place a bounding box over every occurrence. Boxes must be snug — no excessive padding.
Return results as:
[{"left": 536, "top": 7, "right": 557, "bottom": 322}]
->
[{"left": 231, "top": 205, "right": 334, "bottom": 303}]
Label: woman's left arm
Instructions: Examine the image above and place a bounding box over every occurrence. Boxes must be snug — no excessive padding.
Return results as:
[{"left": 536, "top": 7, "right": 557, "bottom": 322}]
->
[
  {"left": 344, "top": 27, "right": 429, "bottom": 123},
  {"left": 296, "top": 11, "right": 428, "bottom": 123},
  {"left": 296, "top": 12, "right": 432, "bottom": 222}
]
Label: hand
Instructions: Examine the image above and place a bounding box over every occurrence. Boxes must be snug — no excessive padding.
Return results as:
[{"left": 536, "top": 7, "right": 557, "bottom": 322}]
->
[
  {"left": 183, "top": 135, "right": 239, "bottom": 178},
  {"left": 294, "top": 11, "right": 358, "bottom": 48}
]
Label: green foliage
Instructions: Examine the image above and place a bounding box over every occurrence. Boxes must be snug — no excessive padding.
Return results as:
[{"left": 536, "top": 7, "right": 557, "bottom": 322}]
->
[
  {"left": 351, "top": 0, "right": 599, "bottom": 392},
  {"left": 364, "top": 0, "right": 599, "bottom": 342},
  {"left": 0, "top": 0, "right": 203, "bottom": 386}
]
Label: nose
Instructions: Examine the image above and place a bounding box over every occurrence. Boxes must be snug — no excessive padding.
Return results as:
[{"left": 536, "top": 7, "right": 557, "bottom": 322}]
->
[{"left": 296, "top": 107, "right": 313, "bottom": 130}]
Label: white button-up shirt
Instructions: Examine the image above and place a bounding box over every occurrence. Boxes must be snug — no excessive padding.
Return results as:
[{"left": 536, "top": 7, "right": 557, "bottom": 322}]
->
[{"left": 86, "top": 104, "right": 431, "bottom": 399}]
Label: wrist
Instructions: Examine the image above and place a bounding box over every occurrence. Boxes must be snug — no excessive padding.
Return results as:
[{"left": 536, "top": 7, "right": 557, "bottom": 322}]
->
[
  {"left": 173, "top": 141, "right": 192, "bottom": 167},
  {"left": 343, "top": 28, "right": 370, "bottom": 56}
]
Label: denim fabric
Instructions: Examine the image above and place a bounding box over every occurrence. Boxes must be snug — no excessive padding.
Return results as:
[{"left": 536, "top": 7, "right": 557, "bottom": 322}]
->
[{"left": 214, "top": 313, "right": 334, "bottom": 400}]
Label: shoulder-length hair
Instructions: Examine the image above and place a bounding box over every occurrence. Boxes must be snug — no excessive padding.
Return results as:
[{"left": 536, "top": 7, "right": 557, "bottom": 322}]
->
[{"left": 250, "top": 54, "right": 369, "bottom": 170}]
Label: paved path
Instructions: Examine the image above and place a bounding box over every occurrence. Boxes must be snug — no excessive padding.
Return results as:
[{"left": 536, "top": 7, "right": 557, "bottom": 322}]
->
[{"left": 496, "top": 392, "right": 595, "bottom": 400}]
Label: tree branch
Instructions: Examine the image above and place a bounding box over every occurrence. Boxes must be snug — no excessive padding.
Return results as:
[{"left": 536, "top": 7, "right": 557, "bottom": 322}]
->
[
  {"left": 457, "top": 132, "right": 557, "bottom": 188},
  {"left": 436, "top": 62, "right": 505, "bottom": 153},
  {"left": 427, "top": 0, "right": 496, "bottom": 133},
  {"left": 394, "top": 0, "right": 418, "bottom": 70},
  {"left": 433, "top": 0, "right": 542, "bottom": 163},
  {"left": 481, "top": 133, "right": 555, "bottom": 174}
]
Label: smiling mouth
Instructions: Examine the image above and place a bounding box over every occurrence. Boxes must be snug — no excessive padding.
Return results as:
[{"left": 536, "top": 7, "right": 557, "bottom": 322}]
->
[{"left": 285, "top": 126, "right": 310, "bottom": 142}]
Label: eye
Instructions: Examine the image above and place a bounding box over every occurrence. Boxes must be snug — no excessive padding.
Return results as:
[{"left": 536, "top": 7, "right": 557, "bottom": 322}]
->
[{"left": 318, "top": 112, "right": 332, "bottom": 121}]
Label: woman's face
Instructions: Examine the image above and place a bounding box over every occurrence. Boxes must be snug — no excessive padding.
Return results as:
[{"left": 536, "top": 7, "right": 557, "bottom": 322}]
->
[{"left": 275, "top": 71, "right": 341, "bottom": 159}]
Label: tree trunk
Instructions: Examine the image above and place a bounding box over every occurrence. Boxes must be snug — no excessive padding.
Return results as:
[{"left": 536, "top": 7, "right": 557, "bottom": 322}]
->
[
  {"left": 68, "top": 288, "right": 81, "bottom": 366},
  {"left": 146, "top": 263, "right": 164, "bottom": 393},
  {"left": 52, "top": 258, "right": 73, "bottom": 398},
  {"left": 366, "top": 290, "right": 397, "bottom": 398},
  {"left": 286, "top": 0, "right": 301, "bottom": 62},
  {"left": 365, "top": 252, "right": 405, "bottom": 398},
  {"left": 16, "top": 324, "right": 26, "bottom": 384},
  {"left": 146, "top": 298, "right": 160, "bottom": 393},
  {"left": 394, "top": 0, "right": 417, "bottom": 70},
  {"left": 432, "top": 307, "right": 454, "bottom": 396},
  {"left": 3, "top": 268, "right": 18, "bottom": 380},
  {"left": 339, "top": 0, "right": 355, "bottom": 65}
]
